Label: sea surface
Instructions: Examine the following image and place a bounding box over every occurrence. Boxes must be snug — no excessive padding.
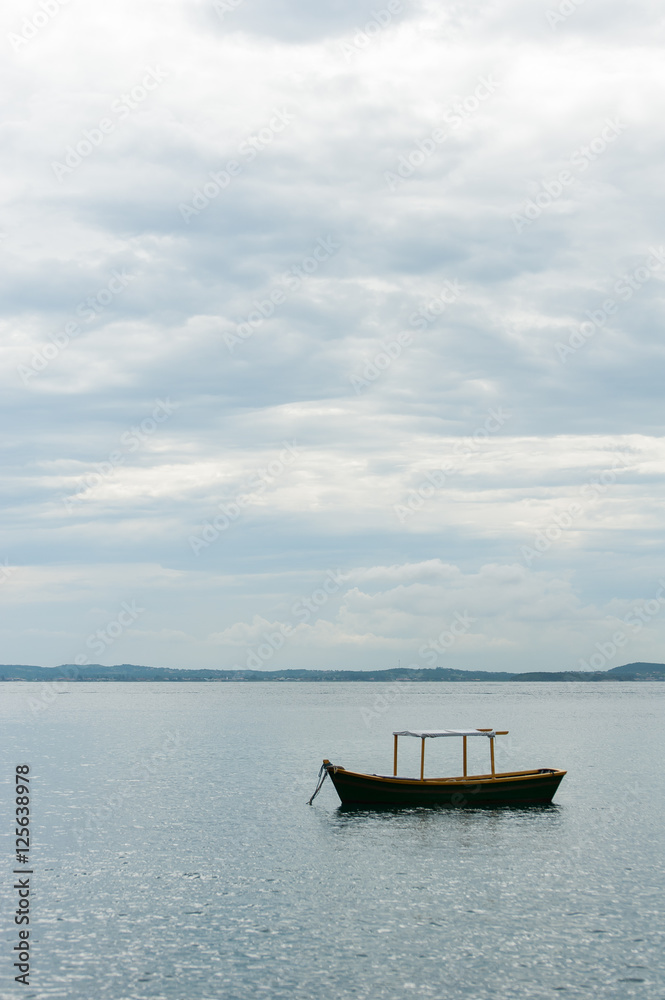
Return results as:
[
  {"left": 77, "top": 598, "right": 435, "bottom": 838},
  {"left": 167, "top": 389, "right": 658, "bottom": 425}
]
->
[{"left": 1, "top": 681, "right": 664, "bottom": 1000}]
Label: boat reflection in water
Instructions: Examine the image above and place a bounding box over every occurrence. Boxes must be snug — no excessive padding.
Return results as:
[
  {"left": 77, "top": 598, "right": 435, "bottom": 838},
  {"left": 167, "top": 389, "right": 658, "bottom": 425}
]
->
[{"left": 309, "top": 729, "right": 566, "bottom": 809}]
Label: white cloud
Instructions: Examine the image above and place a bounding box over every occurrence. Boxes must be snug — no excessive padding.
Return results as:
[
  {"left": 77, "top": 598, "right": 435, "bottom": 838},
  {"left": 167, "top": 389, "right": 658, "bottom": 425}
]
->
[{"left": 2, "top": 0, "right": 665, "bottom": 670}]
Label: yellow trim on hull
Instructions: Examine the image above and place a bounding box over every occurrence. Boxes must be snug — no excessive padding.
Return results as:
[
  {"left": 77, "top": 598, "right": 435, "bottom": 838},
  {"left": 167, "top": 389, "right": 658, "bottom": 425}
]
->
[{"left": 329, "top": 765, "right": 567, "bottom": 786}]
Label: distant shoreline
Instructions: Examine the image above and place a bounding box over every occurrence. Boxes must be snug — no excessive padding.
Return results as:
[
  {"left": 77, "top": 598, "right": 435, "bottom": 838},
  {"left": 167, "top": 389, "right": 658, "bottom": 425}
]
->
[{"left": 2, "top": 661, "right": 664, "bottom": 682}]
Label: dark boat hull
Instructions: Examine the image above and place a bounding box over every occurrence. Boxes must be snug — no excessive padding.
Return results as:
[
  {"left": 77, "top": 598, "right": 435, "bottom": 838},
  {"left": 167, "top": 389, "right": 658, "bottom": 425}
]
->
[{"left": 325, "top": 764, "right": 566, "bottom": 808}]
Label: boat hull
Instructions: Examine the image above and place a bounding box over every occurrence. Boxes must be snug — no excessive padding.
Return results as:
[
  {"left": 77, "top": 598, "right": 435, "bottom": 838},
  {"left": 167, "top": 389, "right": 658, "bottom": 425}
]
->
[{"left": 325, "top": 764, "right": 566, "bottom": 808}]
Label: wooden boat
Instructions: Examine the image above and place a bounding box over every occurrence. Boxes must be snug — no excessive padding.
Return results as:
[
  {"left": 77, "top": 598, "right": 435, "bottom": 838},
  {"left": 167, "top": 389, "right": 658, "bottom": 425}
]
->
[{"left": 309, "top": 728, "right": 565, "bottom": 808}]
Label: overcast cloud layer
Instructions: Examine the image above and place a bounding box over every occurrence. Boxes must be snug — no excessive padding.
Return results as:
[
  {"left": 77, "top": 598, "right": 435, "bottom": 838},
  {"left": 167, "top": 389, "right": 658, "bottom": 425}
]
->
[{"left": 2, "top": 0, "right": 665, "bottom": 673}]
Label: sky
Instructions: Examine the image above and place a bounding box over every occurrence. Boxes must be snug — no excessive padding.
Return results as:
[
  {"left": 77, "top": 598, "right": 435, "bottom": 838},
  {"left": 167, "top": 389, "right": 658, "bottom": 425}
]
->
[{"left": 1, "top": 0, "right": 665, "bottom": 673}]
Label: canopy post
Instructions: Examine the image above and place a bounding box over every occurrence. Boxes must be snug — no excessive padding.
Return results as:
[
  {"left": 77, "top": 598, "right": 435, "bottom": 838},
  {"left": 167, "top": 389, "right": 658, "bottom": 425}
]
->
[
  {"left": 490, "top": 735, "right": 495, "bottom": 777},
  {"left": 420, "top": 737, "right": 425, "bottom": 781},
  {"left": 393, "top": 734, "right": 398, "bottom": 776},
  {"left": 463, "top": 735, "right": 467, "bottom": 777}
]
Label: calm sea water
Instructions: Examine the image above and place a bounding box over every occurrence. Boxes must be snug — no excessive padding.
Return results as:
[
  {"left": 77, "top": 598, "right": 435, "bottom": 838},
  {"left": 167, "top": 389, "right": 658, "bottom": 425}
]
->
[{"left": 1, "top": 682, "right": 664, "bottom": 1000}]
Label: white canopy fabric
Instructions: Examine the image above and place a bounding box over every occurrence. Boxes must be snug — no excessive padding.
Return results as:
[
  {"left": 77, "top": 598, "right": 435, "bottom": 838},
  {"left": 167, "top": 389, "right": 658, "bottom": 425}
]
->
[{"left": 393, "top": 729, "right": 495, "bottom": 738}]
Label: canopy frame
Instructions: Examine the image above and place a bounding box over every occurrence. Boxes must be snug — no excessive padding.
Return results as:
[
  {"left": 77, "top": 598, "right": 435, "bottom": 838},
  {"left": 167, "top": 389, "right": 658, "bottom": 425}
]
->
[{"left": 392, "top": 728, "right": 509, "bottom": 780}]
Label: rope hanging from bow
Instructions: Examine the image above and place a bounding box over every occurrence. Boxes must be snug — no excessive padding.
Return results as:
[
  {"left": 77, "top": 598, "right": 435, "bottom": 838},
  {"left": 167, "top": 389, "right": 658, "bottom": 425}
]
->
[{"left": 307, "top": 763, "right": 329, "bottom": 805}]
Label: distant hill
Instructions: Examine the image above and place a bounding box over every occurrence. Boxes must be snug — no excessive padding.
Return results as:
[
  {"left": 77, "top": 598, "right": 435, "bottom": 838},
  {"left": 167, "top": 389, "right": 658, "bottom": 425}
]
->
[
  {"left": 606, "top": 661, "right": 665, "bottom": 679},
  {"left": 1, "top": 662, "right": 664, "bottom": 682}
]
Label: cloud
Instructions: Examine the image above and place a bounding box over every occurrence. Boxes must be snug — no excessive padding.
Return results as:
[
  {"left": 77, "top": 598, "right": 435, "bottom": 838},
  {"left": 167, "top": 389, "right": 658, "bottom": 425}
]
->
[{"left": 2, "top": 0, "right": 665, "bottom": 670}]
